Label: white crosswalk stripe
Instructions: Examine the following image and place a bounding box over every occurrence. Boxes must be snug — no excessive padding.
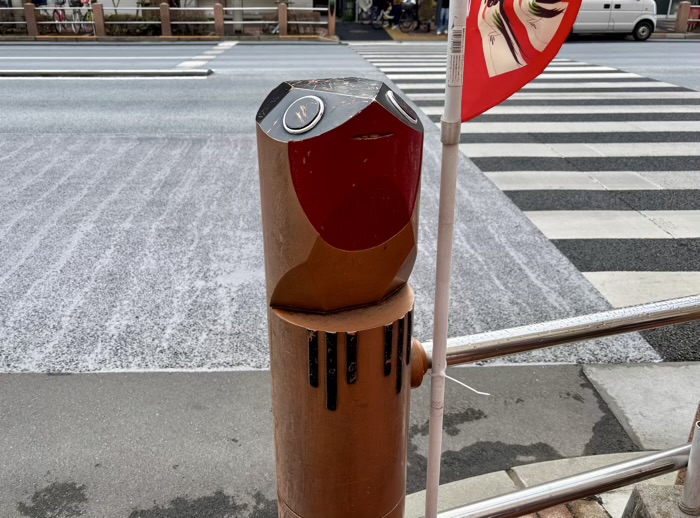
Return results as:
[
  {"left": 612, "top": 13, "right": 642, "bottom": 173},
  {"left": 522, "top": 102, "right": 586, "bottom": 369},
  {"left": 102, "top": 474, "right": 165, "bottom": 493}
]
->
[{"left": 351, "top": 43, "right": 700, "bottom": 356}]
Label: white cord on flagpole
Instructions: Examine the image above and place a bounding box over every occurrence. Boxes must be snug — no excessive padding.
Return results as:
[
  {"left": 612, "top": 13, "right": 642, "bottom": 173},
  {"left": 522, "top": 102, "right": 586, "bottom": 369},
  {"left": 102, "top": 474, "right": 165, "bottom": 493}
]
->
[
  {"left": 424, "top": 0, "right": 470, "bottom": 515},
  {"left": 445, "top": 374, "right": 491, "bottom": 396}
]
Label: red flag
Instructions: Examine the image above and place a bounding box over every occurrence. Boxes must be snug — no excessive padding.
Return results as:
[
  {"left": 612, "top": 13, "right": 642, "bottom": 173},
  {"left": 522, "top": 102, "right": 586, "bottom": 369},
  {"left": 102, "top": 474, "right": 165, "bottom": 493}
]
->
[{"left": 460, "top": 0, "right": 582, "bottom": 122}]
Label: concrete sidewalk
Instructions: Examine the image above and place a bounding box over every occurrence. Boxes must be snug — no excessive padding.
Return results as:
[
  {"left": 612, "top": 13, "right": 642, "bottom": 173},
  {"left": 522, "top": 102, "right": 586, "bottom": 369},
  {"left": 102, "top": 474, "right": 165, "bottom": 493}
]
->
[{"left": 2, "top": 363, "right": 698, "bottom": 517}]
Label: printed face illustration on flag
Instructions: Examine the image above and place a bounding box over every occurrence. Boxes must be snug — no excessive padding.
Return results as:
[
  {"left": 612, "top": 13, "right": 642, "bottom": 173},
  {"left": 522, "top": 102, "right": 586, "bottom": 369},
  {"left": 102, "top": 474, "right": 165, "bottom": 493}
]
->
[{"left": 461, "top": 0, "right": 581, "bottom": 121}]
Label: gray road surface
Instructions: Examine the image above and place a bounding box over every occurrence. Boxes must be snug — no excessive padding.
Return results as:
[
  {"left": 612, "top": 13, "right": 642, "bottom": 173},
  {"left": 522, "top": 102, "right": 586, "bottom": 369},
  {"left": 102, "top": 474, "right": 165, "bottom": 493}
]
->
[
  {"left": 0, "top": 42, "right": 677, "bottom": 371},
  {"left": 560, "top": 40, "right": 700, "bottom": 91}
]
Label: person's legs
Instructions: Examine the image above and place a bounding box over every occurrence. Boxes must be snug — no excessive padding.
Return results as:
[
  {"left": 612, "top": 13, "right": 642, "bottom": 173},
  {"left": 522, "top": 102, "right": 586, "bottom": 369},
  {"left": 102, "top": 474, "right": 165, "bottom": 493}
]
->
[
  {"left": 439, "top": 7, "right": 449, "bottom": 33},
  {"left": 392, "top": 3, "right": 401, "bottom": 27}
]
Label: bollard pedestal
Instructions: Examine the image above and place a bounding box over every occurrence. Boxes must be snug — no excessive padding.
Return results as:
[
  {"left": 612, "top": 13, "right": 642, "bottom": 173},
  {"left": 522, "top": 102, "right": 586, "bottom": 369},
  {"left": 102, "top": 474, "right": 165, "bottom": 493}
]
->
[
  {"left": 214, "top": 3, "right": 225, "bottom": 37},
  {"left": 24, "top": 3, "right": 37, "bottom": 38},
  {"left": 675, "top": 1, "right": 691, "bottom": 33},
  {"left": 159, "top": 2, "right": 171, "bottom": 37},
  {"left": 92, "top": 3, "right": 106, "bottom": 38}
]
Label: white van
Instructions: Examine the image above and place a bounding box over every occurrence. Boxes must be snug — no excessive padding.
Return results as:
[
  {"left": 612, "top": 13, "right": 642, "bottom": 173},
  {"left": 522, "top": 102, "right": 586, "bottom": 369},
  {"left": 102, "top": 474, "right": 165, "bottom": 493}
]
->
[{"left": 573, "top": 0, "right": 657, "bottom": 40}]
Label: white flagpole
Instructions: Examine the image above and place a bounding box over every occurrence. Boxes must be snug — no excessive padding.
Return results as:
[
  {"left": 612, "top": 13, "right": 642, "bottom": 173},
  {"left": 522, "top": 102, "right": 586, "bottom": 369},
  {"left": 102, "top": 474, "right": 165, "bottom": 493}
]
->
[{"left": 424, "top": 0, "right": 469, "bottom": 515}]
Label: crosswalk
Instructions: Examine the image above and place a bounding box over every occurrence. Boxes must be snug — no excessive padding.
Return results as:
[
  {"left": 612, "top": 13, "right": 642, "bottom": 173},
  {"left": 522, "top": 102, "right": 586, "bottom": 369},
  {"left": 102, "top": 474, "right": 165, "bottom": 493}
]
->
[{"left": 352, "top": 43, "right": 700, "bottom": 361}]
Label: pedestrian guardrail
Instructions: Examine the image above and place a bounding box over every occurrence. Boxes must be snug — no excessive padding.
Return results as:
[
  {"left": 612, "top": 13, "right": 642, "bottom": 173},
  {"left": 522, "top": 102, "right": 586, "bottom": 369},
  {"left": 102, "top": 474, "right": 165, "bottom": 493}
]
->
[
  {"left": 440, "top": 442, "right": 697, "bottom": 517},
  {"left": 0, "top": 4, "right": 95, "bottom": 36},
  {"left": 1, "top": 1, "right": 334, "bottom": 38},
  {"left": 0, "top": 7, "right": 27, "bottom": 30},
  {"left": 418, "top": 293, "right": 700, "bottom": 517},
  {"left": 287, "top": 6, "right": 327, "bottom": 26}
]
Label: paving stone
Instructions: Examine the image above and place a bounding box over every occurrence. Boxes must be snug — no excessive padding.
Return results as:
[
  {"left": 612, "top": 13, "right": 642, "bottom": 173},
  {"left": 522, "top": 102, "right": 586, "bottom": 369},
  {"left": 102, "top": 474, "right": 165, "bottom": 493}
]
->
[
  {"left": 567, "top": 498, "right": 611, "bottom": 518},
  {"left": 583, "top": 364, "right": 700, "bottom": 450},
  {"left": 537, "top": 504, "right": 574, "bottom": 518},
  {"left": 621, "top": 484, "right": 686, "bottom": 518},
  {"left": 405, "top": 471, "right": 518, "bottom": 518}
]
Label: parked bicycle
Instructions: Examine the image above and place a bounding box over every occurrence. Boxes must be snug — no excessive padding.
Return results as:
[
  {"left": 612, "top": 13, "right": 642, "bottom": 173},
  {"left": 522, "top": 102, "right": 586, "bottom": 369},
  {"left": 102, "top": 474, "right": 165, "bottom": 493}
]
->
[
  {"left": 399, "top": 0, "right": 432, "bottom": 32},
  {"left": 52, "top": 0, "right": 68, "bottom": 33},
  {"left": 370, "top": 0, "right": 392, "bottom": 29},
  {"left": 358, "top": 0, "right": 372, "bottom": 24},
  {"left": 80, "top": 0, "right": 94, "bottom": 34},
  {"left": 398, "top": 1, "right": 417, "bottom": 32},
  {"left": 261, "top": 20, "right": 280, "bottom": 34},
  {"left": 68, "top": 0, "right": 82, "bottom": 33}
]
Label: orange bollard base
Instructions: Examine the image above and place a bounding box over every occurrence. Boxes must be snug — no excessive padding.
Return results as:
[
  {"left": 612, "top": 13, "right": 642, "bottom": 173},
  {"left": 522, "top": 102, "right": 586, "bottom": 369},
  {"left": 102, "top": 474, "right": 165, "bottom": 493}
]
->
[{"left": 270, "top": 286, "right": 415, "bottom": 518}]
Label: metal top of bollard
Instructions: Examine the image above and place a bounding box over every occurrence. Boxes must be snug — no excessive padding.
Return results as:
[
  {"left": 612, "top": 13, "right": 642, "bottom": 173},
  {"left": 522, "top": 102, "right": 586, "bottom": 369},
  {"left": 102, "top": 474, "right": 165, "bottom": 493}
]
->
[
  {"left": 255, "top": 77, "right": 422, "bottom": 141},
  {"left": 255, "top": 77, "right": 424, "bottom": 312}
]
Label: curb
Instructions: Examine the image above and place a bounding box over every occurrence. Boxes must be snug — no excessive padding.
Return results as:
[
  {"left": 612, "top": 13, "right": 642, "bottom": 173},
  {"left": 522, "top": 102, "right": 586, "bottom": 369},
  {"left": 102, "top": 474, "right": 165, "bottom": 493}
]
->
[
  {"left": 650, "top": 32, "right": 700, "bottom": 38},
  {"left": 0, "top": 69, "right": 213, "bottom": 77}
]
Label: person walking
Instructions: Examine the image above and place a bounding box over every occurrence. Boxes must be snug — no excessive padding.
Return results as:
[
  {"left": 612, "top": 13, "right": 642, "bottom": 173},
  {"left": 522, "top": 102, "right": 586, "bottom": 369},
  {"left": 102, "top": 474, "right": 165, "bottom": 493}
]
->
[{"left": 436, "top": 0, "right": 449, "bottom": 34}]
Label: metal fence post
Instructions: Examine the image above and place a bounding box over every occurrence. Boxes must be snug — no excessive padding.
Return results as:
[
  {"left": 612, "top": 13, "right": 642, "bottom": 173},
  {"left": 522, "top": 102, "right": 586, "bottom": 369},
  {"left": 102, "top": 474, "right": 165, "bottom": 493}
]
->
[
  {"left": 277, "top": 1, "right": 287, "bottom": 36},
  {"left": 23, "top": 2, "right": 37, "bottom": 37},
  {"left": 159, "top": 2, "right": 171, "bottom": 37},
  {"left": 678, "top": 403, "right": 700, "bottom": 485},
  {"left": 680, "top": 422, "right": 700, "bottom": 515},
  {"left": 214, "top": 2, "right": 224, "bottom": 37},
  {"left": 675, "top": 1, "right": 691, "bottom": 32},
  {"left": 92, "top": 2, "right": 106, "bottom": 37}
]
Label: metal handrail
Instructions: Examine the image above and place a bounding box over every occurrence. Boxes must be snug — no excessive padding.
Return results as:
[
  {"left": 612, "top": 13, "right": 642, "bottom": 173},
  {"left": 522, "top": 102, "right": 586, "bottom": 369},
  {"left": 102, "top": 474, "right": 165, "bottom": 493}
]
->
[
  {"left": 104, "top": 20, "right": 161, "bottom": 24},
  {"left": 425, "top": 294, "right": 700, "bottom": 367},
  {"left": 439, "top": 444, "right": 691, "bottom": 518},
  {"left": 0, "top": 6, "right": 25, "bottom": 9},
  {"left": 171, "top": 20, "right": 214, "bottom": 24},
  {"left": 222, "top": 6, "right": 278, "bottom": 10},
  {"left": 103, "top": 6, "right": 160, "bottom": 10},
  {"left": 287, "top": 6, "right": 326, "bottom": 10},
  {"left": 37, "top": 20, "right": 91, "bottom": 24},
  {"left": 681, "top": 422, "right": 700, "bottom": 514},
  {"left": 223, "top": 20, "right": 278, "bottom": 24},
  {"left": 288, "top": 20, "right": 325, "bottom": 24}
]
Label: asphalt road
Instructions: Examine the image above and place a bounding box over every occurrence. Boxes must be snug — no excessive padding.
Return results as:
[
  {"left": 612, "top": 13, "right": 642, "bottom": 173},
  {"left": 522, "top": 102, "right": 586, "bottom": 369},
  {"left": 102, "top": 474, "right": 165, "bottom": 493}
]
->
[
  {"left": 0, "top": 41, "right": 694, "bottom": 371},
  {"left": 560, "top": 40, "right": 700, "bottom": 91},
  {"left": 0, "top": 43, "right": 212, "bottom": 70}
]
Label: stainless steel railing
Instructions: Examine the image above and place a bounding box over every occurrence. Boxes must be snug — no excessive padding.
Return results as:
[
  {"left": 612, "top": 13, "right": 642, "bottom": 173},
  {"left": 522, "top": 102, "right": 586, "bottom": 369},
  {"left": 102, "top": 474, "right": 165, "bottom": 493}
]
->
[
  {"left": 439, "top": 445, "right": 692, "bottom": 518},
  {"left": 425, "top": 294, "right": 700, "bottom": 367},
  {"left": 0, "top": 6, "right": 26, "bottom": 26},
  {"left": 422, "top": 293, "right": 700, "bottom": 517}
]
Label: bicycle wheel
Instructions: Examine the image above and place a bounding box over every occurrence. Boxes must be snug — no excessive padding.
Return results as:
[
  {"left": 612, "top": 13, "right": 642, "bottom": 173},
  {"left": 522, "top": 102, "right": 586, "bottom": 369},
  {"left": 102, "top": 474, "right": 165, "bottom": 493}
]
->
[
  {"left": 52, "top": 10, "right": 64, "bottom": 33},
  {"left": 370, "top": 7, "right": 384, "bottom": 29},
  {"left": 359, "top": 8, "right": 371, "bottom": 24},
  {"left": 261, "top": 22, "right": 278, "bottom": 34},
  {"left": 82, "top": 10, "right": 93, "bottom": 34},
  {"left": 71, "top": 10, "right": 80, "bottom": 33},
  {"left": 399, "top": 9, "right": 414, "bottom": 32}
]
